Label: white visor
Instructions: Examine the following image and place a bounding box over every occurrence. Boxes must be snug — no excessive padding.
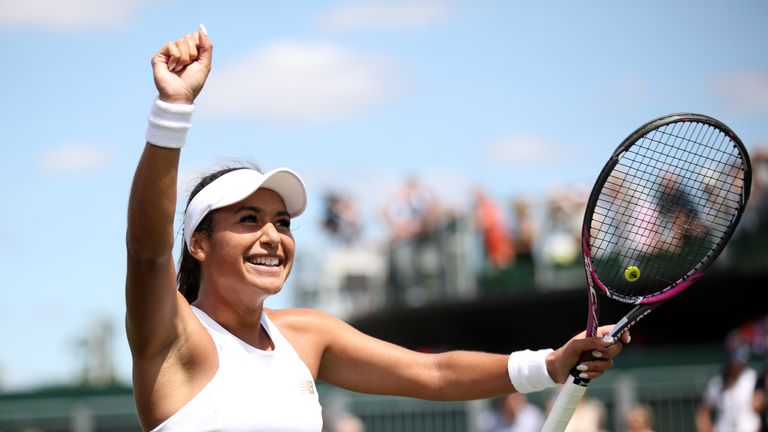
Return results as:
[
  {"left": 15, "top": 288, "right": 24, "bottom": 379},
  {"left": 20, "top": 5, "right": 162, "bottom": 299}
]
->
[{"left": 183, "top": 168, "right": 307, "bottom": 251}]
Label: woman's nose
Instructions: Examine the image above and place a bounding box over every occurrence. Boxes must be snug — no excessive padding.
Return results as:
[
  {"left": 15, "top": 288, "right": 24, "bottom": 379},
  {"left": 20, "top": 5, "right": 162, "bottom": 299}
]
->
[{"left": 259, "top": 223, "right": 280, "bottom": 245}]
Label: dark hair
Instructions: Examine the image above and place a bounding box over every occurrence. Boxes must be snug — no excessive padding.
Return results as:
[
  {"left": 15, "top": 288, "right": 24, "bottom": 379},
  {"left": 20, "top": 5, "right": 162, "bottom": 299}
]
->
[{"left": 177, "top": 163, "right": 262, "bottom": 303}]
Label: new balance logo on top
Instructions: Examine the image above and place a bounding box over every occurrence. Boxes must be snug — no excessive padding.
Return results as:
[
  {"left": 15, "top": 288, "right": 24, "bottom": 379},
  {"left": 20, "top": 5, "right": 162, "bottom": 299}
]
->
[{"left": 298, "top": 380, "right": 315, "bottom": 395}]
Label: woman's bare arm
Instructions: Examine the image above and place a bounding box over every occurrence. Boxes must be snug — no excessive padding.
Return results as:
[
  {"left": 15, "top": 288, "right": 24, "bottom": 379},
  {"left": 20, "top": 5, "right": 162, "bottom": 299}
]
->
[
  {"left": 125, "top": 28, "right": 212, "bottom": 359},
  {"left": 276, "top": 308, "right": 623, "bottom": 401}
]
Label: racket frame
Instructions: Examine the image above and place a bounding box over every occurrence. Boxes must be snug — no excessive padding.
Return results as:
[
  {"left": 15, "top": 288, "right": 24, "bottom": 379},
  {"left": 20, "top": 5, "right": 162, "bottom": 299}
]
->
[
  {"left": 581, "top": 113, "right": 751, "bottom": 343},
  {"left": 541, "top": 113, "right": 752, "bottom": 432}
]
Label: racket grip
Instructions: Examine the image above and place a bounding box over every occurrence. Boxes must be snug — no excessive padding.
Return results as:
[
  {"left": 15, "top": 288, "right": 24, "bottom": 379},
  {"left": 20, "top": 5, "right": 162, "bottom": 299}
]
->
[{"left": 541, "top": 375, "right": 589, "bottom": 432}]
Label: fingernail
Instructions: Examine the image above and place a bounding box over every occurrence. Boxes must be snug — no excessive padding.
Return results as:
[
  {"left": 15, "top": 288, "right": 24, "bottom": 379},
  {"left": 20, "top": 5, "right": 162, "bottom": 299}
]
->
[
  {"left": 576, "top": 364, "right": 588, "bottom": 371},
  {"left": 626, "top": 334, "right": 632, "bottom": 344},
  {"left": 174, "top": 64, "right": 184, "bottom": 72},
  {"left": 591, "top": 350, "right": 603, "bottom": 358},
  {"left": 168, "top": 60, "right": 177, "bottom": 71},
  {"left": 199, "top": 23, "right": 208, "bottom": 36},
  {"left": 602, "top": 335, "right": 616, "bottom": 344},
  {"left": 579, "top": 373, "right": 589, "bottom": 379}
]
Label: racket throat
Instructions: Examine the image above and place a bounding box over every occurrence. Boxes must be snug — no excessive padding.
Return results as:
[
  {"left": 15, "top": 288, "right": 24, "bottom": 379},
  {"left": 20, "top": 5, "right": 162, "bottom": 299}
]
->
[{"left": 609, "top": 303, "right": 659, "bottom": 339}]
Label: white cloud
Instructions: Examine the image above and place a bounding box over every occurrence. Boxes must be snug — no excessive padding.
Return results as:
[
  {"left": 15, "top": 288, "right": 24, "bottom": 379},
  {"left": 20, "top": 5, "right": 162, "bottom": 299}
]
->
[
  {"left": 712, "top": 70, "right": 768, "bottom": 115},
  {"left": 38, "top": 143, "right": 113, "bottom": 174},
  {"left": 484, "top": 134, "right": 564, "bottom": 166},
  {"left": 200, "top": 41, "right": 404, "bottom": 124},
  {"left": 317, "top": 0, "right": 452, "bottom": 32},
  {"left": 0, "top": 0, "right": 149, "bottom": 32}
]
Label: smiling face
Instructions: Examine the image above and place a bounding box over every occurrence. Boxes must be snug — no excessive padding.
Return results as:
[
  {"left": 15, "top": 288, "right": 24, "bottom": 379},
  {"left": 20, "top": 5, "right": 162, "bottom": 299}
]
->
[{"left": 191, "top": 188, "right": 296, "bottom": 308}]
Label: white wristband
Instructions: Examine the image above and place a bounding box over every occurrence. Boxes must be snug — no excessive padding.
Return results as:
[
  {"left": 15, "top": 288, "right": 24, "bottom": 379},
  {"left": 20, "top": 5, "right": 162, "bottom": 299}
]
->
[
  {"left": 145, "top": 98, "right": 195, "bottom": 149},
  {"left": 507, "top": 349, "right": 557, "bottom": 393}
]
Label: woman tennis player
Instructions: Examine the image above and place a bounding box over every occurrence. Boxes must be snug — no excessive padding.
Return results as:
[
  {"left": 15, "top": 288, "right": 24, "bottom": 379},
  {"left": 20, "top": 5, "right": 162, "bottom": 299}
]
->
[{"left": 125, "top": 26, "right": 629, "bottom": 431}]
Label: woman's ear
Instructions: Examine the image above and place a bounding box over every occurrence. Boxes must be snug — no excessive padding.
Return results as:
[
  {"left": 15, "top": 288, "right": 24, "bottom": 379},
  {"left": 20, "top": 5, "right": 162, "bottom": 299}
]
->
[{"left": 189, "top": 232, "right": 207, "bottom": 261}]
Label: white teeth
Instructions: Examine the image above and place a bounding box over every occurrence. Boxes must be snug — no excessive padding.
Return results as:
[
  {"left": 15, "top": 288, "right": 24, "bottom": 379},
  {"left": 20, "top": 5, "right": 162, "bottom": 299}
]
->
[{"left": 250, "top": 256, "right": 280, "bottom": 266}]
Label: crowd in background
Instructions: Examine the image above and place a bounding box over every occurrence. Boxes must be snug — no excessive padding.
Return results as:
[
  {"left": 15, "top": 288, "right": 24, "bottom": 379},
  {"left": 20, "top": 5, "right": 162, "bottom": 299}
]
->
[
  {"left": 316, "top": 148, "right": 768, "bottom": 431},
  {"left": 320, "top": 173, "right": 590, "bottom": 302},
  {"left": 320, "top": 147, "right": 768, "bottom": 303}
]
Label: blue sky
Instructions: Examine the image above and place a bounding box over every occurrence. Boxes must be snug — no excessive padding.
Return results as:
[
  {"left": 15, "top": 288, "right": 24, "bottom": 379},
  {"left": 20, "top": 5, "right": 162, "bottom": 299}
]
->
[{"left": 1, "top": 0, "right": 767, "bottom": 391}]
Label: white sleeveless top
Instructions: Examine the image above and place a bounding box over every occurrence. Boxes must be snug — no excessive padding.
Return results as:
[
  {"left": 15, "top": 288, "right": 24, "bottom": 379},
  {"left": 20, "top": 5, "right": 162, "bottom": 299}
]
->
[{"left": 151, "top": 307, "right": 323, "bottom": 431}]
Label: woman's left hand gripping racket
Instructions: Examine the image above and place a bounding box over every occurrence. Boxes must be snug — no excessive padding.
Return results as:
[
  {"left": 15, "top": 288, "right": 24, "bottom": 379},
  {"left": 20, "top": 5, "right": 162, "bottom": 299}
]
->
[{"left": 541, "top": 113, "right": 752, "bottom": 432}]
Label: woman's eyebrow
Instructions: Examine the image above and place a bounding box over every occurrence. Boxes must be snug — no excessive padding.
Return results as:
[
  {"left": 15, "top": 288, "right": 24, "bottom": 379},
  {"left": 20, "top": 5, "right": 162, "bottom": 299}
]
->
[
  {"left": 234, "top": 205, "right": 290, "bottom": 218},
  {"left": 234, "top": 205, "right": 263, "bottom": 214}
]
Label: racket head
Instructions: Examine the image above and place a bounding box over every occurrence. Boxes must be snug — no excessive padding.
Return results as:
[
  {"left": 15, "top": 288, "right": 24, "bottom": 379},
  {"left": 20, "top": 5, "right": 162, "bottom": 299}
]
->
[{"left": 582, "top": 113, "right": 751, "bottom": 307}]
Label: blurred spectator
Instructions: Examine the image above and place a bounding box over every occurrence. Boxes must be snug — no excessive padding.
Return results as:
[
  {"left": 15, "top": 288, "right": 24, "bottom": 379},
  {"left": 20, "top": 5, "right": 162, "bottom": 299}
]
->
[
  {"left": 590, "top": 170, "right": 625, "bottom": 247},
  {"left": 755, "top": 365, "right": 768, "bottom": 432},
  {"left": 546, "top": 397, "right": 607, "bottom": 432},
  {"left": 726, "top": 315, "right": 768, "bottom": 431},
  {"left": 539, "top": 186, "right": 585, "bottom": 267},
  {"left": 322, "top": 191, "right": 362, "bottom": 245},
  {"left": 544, "top": 394, "right": 607, "bottom": 432},
  {"left": 476, "top": 393, "right": 544, "bottom": 432},
  {"left": 568, "top": 399, "right": 608, "bottom": 432},
  {"left": 729, "top": 315, "right": 768, "bottom": 357},
  {"left": 381, "top": 175, "right": 441, "bottom": 241},
  {"left": 330, "top": 413, "right": 365, "bottom": 432},
  {"left": 473, "top": 187, "right": 515, "bottom": 272},
  {"left": 381, "top": 175, "right": 443, "bottom": 304},
  {"left": 511, "top": 198, "right": 535, "bottom": 264},
  {"left": 752, "top": 316, "right": 768, "bottom": 432},
  {"left": 593, "top": 171, "right": 634, "bottom": 257},
  {"left": 696, "top": 343, "right": 760, "bottom": 432},
  {"left": 624, "top": 402, "right": 656, "bottom": 432},
  {"left": 745, "top": 147, "right": 768, "bottom": 232},
  {"left": 592, "top": 171, "right": 666, "bottom": 258},
  {"left": 656, "top": 170, "right": 703, "bottom": 254}
]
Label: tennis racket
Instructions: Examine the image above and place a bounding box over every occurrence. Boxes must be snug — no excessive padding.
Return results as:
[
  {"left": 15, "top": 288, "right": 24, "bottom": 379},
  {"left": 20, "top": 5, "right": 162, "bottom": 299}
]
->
[{"left": 541, "top": 113, "right": 752, "bottom": 432}]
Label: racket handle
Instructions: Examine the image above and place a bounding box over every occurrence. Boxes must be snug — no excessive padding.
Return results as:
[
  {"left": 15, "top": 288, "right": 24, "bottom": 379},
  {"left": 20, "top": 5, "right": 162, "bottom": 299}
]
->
[{"left": 541, "top": 375, "right": 589, "bottom": 432}]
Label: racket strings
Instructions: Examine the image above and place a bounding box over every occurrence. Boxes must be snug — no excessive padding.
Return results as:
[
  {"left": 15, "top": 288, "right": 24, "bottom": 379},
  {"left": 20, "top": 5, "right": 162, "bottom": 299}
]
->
[{"left": 589, "top": 120, "right": 746, "bottom": 300}]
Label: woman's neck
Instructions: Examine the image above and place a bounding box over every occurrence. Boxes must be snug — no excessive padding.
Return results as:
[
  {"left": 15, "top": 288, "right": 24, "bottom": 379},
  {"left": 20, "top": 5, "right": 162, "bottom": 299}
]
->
[{"left": 193, "top": 295, "right": 274, "bottom": 351}]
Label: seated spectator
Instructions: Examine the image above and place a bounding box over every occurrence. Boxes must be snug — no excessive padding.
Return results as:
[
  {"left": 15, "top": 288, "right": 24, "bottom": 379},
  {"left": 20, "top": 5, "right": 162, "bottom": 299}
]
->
[
  {"left": 473, "top": 187, "right": 515, "bottom": 272},
  {"left": 322, "top": 191, "right": 362, "bottom": 245},
  {"left": 381, "top": 175, "right": 441, "bottom": 241},
  {"left": 625, "top": 402, "right": 656, "bottom": 432},
  {"left": 539, "top": 186, "right": 584, "bottom": 267},
  {"left": 380, "top": 175, "right": 443, "bottom": 304},
  {"left": 566, "top": 398, "right": 608, "bottom": 432},
  {"left": 476, "top": 393, "right": 544, "bottom": 432},
  {"left": 511, "top": 198, "right": 535, "bottom": 264}
]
